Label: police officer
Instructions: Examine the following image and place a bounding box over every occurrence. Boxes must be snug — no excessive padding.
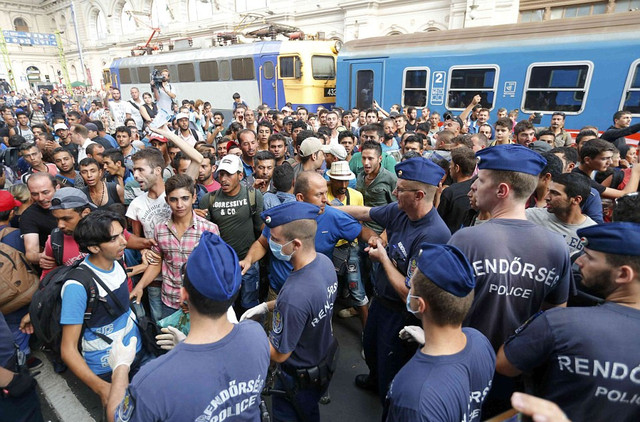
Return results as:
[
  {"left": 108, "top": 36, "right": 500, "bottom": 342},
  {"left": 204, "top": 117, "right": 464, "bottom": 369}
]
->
[
  {"left": 107, "top": 232, "right": 270, "bottom": 422},
  {"left": 448, "top": 144, "right": 573, "bottom": 415},
  {"left": 496, "top": 222, "right": 640, "bottom": 422},
  {"left": 385, "top": 243, "right": 495, "bottom": 421},
  {"left": 241, "top": 201, "right": 339, "bottom": 422},
  {"left": 339, "top": 157, "right": 451, "bottom": 400}
]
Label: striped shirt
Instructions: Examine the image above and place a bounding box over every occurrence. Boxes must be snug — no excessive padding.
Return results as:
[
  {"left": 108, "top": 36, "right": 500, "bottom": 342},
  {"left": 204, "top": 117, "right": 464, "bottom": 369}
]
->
[{"left": 153, "top": 212, "right": 219, "bottom": 309}]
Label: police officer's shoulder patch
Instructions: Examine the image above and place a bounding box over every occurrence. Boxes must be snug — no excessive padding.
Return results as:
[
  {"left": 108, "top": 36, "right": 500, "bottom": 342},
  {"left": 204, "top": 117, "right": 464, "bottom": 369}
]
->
[
  {"left": 114, "top": 388, "right": 136, "bottom": 422},
  {"left": 505, "top": 310, "right": 544, "bottom": 345},
  {"left": 272, "top": 309, "right": 283, "bottom": 334}
]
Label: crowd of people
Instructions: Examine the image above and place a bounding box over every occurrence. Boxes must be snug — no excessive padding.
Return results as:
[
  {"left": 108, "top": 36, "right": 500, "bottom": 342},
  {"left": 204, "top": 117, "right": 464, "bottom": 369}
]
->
[{"left": 1, "top": 70, "right": 640, "bottom": 422}]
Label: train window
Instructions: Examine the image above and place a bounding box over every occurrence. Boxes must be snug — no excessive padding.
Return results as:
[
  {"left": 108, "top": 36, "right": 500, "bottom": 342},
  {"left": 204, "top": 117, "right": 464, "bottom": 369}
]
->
[
  {"left": 119, "top": 68, "right": 132, "bottom": 84},
  {"left": 231, "top": 58, "right": 255, "bottom": 80},
  {"left": 402, "top": 68, "right": 430, "bottom": 107},
  {"left": 219, "top": 60, "right": 230, "bottom": 81},
  {"left": 199, "top": 61, "right": 219, "bottom": 81},
  {"left": 356, "top": 70, "right": 374, "bottom": 110},
  {"left": 620, "top": 59, "right": 640, "bottom": 114},
  {"left": 138, "top": 67, "right": 150, "bottom": 84},
  {"left": 523, "top": 62, "right": 593, "bottom": 114},
  {"left": 279, "top": 56, "right": 301, "bottom": 79},
  {"left": 263, "top": 61, "right": 274, "bottom": 79},
  {"left": 177, "top": 63, "right": 195, "bottom": 82},
  {"left": 447, "top": 66, "right": 498, "bottom": 110},
  {"left": 312, "top": 56, "right": 335, "bottom": 80}
]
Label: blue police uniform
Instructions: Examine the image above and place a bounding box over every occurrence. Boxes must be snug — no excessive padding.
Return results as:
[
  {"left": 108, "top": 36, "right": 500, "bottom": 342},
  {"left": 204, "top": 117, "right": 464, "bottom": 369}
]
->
[
  {"left": 502, "top": 222, "right": 640, "bottom": 422},
  {"left": 262, "top": 204, "right": 361, "bottom": 293},
  {"left": 384, "top": 243, "right": 495, "bottom": 422},
  {"left": 114, "top": 233, "right": 271, "bottom": 422},
  {"left": 261, "top": 202, "right": 339, "bottom": 422},
  {"left": 447, "top": 145, "right": 572, "bottom": 416},
  {"left": 360, "top": 158, "right": 451, "bottom": 401}
]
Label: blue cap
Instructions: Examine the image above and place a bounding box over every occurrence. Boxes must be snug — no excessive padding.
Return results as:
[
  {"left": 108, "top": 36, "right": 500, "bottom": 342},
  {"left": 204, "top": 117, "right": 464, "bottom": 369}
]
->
[
  {"left": 395, "top": 157, "right": 445, "bottom": 186},
  {"left": 476, "top": 144, "right": 547, "bottom": 176},
  {"left": 577, "top": 222, "right": 640, "bottom": 256},
  {"left": 261, "top": 201, "right": 321, "bottom": 228},
  {"left": 185, "top": 232, "right": 241, "bottom": 301},
  {"left": 415, "top": 243, "right": 475, "bottom": 297}
]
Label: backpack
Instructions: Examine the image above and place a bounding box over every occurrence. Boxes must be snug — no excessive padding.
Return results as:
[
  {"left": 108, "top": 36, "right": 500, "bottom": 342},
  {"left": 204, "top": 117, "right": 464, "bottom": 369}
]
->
[
  {"left": 50, "top": 228, "right": 65, "bottom": 266},
  {"left": 0, "top": 227, "right": 40, "bottom": 314},
  {"left": 28, "top": 260, "right": 101, "bottom": 346},
  {"left": 0, "top": 147, "right": 21, "bottom": 173}
]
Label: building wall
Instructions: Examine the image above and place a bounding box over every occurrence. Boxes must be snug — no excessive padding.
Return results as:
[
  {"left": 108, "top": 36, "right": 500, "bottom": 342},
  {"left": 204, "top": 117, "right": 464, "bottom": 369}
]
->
[{"left": 1, "top": 0, "right": 521, "bottom": 92}]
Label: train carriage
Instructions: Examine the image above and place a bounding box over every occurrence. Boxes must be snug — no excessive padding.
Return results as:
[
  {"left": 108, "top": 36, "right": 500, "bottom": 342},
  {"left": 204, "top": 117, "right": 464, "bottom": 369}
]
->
[
  {"left": 336, "top": 12, "right": 640, "bottom": 138},
  {"left": 105, "top": 39, "right": 339, "bottom": 117}
]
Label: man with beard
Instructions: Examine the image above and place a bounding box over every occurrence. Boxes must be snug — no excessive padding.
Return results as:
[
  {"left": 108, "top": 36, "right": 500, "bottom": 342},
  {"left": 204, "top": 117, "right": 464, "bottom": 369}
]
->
[
  {"left": 53, "top": 147, "right": 84, "bottom": 188},
  {"left": 538, "top": 112, "right": 573, "bottom": 147},
  {"left": 497, "top": 222, "right": 640, "bottom": 422},
  {"left": 253, "top": 151, "right": 275, "bottom": 193},
  {"left": 197, "top": 151, "right": 220, "bottom": 193},
  {"left": 526, "top": 172, "right": 596, "bottom": 256},
  {"left": 115, "top": 126, "right": 138, "bottom": 171}
]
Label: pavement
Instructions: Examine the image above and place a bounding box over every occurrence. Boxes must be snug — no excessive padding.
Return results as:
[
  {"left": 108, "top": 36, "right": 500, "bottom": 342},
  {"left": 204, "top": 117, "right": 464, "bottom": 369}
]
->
[{"left": 32, "top": 307, "right": 383, "bottom": 421}]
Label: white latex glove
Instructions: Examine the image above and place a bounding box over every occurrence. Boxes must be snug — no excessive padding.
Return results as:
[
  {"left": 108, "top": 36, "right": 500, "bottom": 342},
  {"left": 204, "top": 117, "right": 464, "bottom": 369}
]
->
[
  {"left": 108, "top": 336, "right": 138, "bottom": 370},
  {"left": 227, "top": 306, "right": 238, "bottom": 324},
  {"left": 239, "top": 302, "right": 269, "bottom": 322},
  {"left": 399, "top": 325, "right": 425, "bottom": 345},
  {"left": 156, "top": 326, "right": 187, "bottom": 351}
]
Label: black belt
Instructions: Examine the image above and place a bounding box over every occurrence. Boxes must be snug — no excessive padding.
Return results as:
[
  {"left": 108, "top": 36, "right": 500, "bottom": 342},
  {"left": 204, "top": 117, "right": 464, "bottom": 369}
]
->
[{"left": 280, "top": 340, "right": 339, "bottom": 390}]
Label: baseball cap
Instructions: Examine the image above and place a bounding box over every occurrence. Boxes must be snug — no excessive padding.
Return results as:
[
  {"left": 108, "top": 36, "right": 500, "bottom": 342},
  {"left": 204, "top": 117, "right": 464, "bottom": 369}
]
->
[
  {"left": 283, "top": 116, "right": 295, "bottom": 125},
  {"left": 0, "top": 191, "right": 21, "bottom": 212},
  {"left": 322, "top": 143, "right": 347, "bottom": 160},
  {"left": 149, "top": 135, "right": 168, "bottom": 144},
  {"left": 299, "top": 137, "right": 323, "bottom": 158},
  {"left": 216, "top": 154, "right": 243, "bottom": 175},
  {"left": 578, "top": 222, "right": 640, "bottom": 256},
  {"left": 54, "top": 123, "right": 68, "bottom": 132},
  {"left": 395, "top": 157, "right": 445, "bottom": 186},
  {"left": 50, "top": 187, "right": 97, "bottom": 210},
  {"left": 175, "top": 112, "right": 189, "bottom": 121},
  {"left": 281, "top": 106, "right": 292, "bottom": 113},
  {"left": 85, "top": 123, "right": 99, "bottom": 132},
  {"left": 445, "top": 115, "right": 464, "bottom": 128}
]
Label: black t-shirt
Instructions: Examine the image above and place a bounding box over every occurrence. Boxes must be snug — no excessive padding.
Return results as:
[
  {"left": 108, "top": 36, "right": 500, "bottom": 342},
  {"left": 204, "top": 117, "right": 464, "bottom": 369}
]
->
[
  {"left": 437, "top": 177, "right": 475, "bottom": 234},
  {"left": 572, "top": 167, "right": 605, "bottom": 194},
  {"left": 19, "top": 203, "right": 57, "bottom": 249}
]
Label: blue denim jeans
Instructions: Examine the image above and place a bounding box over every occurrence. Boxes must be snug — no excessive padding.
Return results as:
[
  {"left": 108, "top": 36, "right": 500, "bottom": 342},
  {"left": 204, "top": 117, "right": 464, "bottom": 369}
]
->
[
  {"left": 147, "top": 286, "right": 163, "bottom": 323},
  {"left": 240, "top": 262, "right": 260, "bottom": 308}
]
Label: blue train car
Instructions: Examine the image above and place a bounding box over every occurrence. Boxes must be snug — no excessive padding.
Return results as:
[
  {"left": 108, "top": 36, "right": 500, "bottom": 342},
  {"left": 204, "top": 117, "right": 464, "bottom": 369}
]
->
[
  {"left": 105, "top": 39, "right": 339, "bottom": 115},
  {"left": 336, "top": 11, "right": 640, "bottom": 136}
]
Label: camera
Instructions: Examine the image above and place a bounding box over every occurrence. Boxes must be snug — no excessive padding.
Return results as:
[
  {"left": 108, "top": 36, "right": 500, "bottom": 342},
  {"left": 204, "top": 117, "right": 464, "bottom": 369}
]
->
[{"left": 151, "top": 69, "right": 166, "bottom": 88}]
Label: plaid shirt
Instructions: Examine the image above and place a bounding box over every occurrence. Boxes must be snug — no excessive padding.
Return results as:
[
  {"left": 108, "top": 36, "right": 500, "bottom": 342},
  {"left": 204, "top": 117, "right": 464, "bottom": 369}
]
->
[{"left": 153, "top": 212, "right": 219, "bottom": 309}]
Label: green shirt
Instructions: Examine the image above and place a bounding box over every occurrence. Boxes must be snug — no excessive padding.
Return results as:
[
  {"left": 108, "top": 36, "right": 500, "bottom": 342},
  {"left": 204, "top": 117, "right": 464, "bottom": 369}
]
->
[
  {"left": 355, "top": 168, "right": 397, "bottom": 234},
  {"left": 349, "top": 151, "right": 397, "bottom": 176}
]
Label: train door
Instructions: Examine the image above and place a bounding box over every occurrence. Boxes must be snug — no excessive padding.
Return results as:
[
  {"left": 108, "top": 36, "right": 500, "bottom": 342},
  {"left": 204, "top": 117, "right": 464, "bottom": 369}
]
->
[
  {"left": 349, "top": 61, "right": 383, "bottom": 110},
  {"left": 257, "top": 55, "right": 281, "bottom": 109}
]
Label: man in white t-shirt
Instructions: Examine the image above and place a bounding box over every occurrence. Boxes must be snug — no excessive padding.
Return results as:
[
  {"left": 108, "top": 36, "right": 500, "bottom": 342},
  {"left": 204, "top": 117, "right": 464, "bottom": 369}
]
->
[
  {"left": 107, "top": 88, "right": 132, "bottom": 128},
  {"left": 128, "top": 87, "right": 145, "bottom": 131},
  {"left": 150, "top": 69, "right": 176, "bottom": 129},
  {"left": 525, "top": 172, "right": 596, "bottom": 257}
]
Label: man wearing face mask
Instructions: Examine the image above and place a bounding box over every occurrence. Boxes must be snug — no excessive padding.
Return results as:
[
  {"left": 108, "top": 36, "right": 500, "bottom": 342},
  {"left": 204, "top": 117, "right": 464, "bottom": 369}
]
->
[
  {"left": 240, "top": 201, "right": 339, "bottom": 422},
  {"left": 385, "top": 243, "right": 495, "bottom": 422}
]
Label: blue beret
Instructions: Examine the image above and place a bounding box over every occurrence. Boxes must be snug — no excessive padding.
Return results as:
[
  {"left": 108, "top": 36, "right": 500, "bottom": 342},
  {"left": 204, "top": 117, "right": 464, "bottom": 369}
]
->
[
  {"left": 261, "top": 201, "right": 320, "bottom": 228},
  {"left": 414, "top": 243, "right": 475, "bottom": 297},
  {"left": 577, "top": 222, "right": 640, "bottom": 256},
  {"left": 395, "top": 157, "right": 445, "bottom": 186},
  {"left": 185, "top": 232, "right": 241, "bottom": 301},
  {"left": 476, "top": 144, "right": 547, "bottom": 176}
]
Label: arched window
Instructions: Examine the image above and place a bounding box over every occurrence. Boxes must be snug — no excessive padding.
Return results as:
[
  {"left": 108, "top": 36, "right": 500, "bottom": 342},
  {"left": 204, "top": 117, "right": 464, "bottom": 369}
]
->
[
  {"left": 14, "top": 17, "right": 29, "bottom": 32},
  {"left": 90, "top": 8, "right": 108, "bottom": 40},
  {"left": 121, "top": 2, "right": 135, "bottom": 34}
]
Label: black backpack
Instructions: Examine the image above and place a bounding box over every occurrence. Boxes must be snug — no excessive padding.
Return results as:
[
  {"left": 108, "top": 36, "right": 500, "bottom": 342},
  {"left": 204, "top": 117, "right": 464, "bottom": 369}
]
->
[
  {"left": 29, "top": 260, "right": 100, "bottom": 346},
  {"left": 0, "top": 147, "right": 21, "bottom": 173}
]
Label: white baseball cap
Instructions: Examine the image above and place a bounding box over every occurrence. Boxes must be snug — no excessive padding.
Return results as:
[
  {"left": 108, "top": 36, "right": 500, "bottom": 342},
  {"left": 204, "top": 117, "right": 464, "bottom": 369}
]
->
[
  {"left": 322, "top": 143, "right": 347, "bottom": 160},
  {"left": 299, "top": 137, "right": 323, "bottom": 158},
  {"left": 54, "top": 123, "right": 68, "bottom": 132},
  {"left": 216, "top": 154, "right": 243, "bottom": 175}
]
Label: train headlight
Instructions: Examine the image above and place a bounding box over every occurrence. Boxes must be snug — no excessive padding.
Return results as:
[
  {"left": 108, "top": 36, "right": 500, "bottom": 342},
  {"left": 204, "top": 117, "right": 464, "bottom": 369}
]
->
[{"left": 332, "top": 41, "right": 343, "bottom": 54}]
